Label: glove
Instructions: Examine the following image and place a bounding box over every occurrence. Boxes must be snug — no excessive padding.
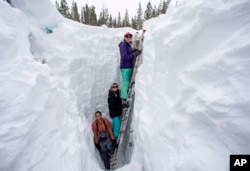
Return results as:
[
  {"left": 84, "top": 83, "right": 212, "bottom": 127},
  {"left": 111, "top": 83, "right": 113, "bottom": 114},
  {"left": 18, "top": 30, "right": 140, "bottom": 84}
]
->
[
  {"left": 95, "top": 143, "right": 101, "bottom": 151},
  {"left": 132, "top": 48, "right": 138, "bottom": 52},
  {"left": 133, "top": 49, "right": 141, "bottom": 56},
  {"left": 112, "top": 139, "right": 118, "bottom": 148}
]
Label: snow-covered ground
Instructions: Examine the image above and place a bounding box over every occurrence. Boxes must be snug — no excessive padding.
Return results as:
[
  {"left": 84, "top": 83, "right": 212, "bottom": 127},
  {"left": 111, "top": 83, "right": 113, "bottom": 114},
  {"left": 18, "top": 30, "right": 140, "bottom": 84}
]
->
[{"left": 0, "top": 0, "right": 250, "bottom": 171}]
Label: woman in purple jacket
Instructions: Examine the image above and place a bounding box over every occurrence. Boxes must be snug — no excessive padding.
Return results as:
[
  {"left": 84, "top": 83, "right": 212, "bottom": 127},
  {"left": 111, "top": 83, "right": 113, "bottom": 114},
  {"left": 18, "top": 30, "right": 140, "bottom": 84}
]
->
[{"left": 118, "top": 32, "right": 141, "bottom": 101}]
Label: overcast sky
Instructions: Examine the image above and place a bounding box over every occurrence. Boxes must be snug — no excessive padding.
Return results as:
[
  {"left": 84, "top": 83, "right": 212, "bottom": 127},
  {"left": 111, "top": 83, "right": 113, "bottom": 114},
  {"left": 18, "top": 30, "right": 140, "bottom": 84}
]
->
[{"left": 53, "top": 0, "right": 162, "bottom": 18}]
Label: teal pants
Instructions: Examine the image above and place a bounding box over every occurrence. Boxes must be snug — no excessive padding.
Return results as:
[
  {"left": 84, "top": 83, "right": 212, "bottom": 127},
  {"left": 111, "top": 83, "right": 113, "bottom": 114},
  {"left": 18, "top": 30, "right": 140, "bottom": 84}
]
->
[
  {"left": 120, "top": 68, "right": 133, "bottom": 99},
  {"left": 112, "top": 116, "right": 121, "bottom": 138}
]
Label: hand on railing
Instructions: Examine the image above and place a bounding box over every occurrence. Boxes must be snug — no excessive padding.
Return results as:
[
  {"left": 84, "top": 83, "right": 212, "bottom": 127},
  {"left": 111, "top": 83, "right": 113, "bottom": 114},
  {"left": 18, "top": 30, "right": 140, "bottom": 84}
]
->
[{"left": 133, "top": 49, "right": 141, "bottom": 56}]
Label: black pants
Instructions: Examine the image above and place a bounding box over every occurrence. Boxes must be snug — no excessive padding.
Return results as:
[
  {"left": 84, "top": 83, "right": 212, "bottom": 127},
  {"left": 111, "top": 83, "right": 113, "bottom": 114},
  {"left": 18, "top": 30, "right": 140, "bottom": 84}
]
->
[{"left": 99, "top": 147, "right": 114, "bottom": 169}]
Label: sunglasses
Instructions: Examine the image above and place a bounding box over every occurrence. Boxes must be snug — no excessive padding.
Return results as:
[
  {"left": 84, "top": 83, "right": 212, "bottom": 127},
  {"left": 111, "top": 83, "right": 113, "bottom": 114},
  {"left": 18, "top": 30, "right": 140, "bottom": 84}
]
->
[
  {"left": 112, "top": 85, "right": 118, "bottom": 88},
  {"left": 125, "top": 35, "right": 132, "bottom": 38}
]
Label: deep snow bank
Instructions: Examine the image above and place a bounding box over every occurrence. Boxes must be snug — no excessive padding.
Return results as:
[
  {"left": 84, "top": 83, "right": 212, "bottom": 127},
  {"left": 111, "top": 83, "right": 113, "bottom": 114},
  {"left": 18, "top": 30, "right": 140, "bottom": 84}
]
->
[
  {"left": 0, "top": 1, "right": 90, "bottom": 171},
  {"left": 0, "top": 1, "right": 121, "bottom": 171},
  {"left": 131, "top": 0, "right": 250, "bottom": 171}
]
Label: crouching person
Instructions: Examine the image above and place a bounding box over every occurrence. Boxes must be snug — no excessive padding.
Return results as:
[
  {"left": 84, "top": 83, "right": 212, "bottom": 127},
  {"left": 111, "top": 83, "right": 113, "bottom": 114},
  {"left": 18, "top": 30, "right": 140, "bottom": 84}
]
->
[{"left": 92, "top": 111, "right": 118, "bottom": 170}]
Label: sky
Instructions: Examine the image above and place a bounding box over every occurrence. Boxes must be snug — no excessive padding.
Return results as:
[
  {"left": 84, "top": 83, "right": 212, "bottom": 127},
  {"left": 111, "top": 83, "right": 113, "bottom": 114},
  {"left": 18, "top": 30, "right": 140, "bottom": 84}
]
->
[
  {"left": 53, "top": 0, "right": 162, "bottom": 18},
  {"left": 1, "top": 0, "right": 250, "bottom": 171}
]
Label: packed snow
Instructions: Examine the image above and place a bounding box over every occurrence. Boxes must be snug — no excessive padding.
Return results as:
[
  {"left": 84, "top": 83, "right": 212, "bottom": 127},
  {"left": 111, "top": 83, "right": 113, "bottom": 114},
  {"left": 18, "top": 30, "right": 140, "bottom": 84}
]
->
[{"left": 0, "top": 0, "right": 250, "bottom": 171}]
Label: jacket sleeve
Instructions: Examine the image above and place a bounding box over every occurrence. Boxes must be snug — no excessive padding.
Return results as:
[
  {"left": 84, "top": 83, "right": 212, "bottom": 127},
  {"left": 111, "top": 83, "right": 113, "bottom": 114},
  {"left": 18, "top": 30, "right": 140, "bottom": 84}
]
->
[
  {"left": 108, "top": 93, "right": 115, "bottom": 116},
  {"left": 119, "top": 43, "right": 134, "bottom": 60},
  {"left": 92, "top": 122, "right": 99, "bottom": 144},
  {"left": 104, "top": 118, "right": 115, "bottom": 140}
]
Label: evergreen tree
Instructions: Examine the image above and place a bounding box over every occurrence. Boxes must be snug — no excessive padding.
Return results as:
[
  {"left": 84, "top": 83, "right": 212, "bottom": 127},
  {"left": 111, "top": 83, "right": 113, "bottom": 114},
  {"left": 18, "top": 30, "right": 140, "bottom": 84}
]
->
[
  {"left": 152, "top": 5, "right": 158, "bottom": 17},
  {"left": 80, "top": 6, "right": 85, "bottom": 24},
  {"left": 113, "top": 18, "right": 117, "bottom": 28},
  {"left": 122, "top": 19, "right": 125, "bottom": 27},
  {"left": 131, "top": 17, "right": 137, "bottom": 29},
  {"left": 117, "top": 12, "right": 122, "bottom": 28},
  {"left": 98, "top": 10, "right": 105, "bottom": 25},
  {"left": 158, "top": 0, "right": 170, "bottom": 15},
  {"left": 98, "top": 8, "right": 109, "bottom": 26},
  {"left": 55, "top": 0, "right": 60, "bottom": 10},
  {"left": 89, "top": 6, "right": 97, "bottom": 25},
  {"left": 108, "top": 15, "right": 113, "bottom": 27},
  {"left": 136, "top": 2, "right": 143, "bottom": 30},
  {"left": 71, "top": 1, "right": 80, "bottom": 22},
  {"left": 144, "top": 2, "right": 153, "bottom": 20},
  {"left": 104, "top": 8, "right": 109, "bottom": 25},
  {"left": 59, "top": 0, "right": 71, "bottom": 19},
  {"left": 160, "top": 0, "right": 167, "bottom": 14},
  {"left": 124, "top": 9, "right": 130, "bottom": 27},
  {"left": 84, "top": 4, "right": 90, "bottom": 24},
  {"left": 158, "top": 0, "right": 163, "bottom": 15}
]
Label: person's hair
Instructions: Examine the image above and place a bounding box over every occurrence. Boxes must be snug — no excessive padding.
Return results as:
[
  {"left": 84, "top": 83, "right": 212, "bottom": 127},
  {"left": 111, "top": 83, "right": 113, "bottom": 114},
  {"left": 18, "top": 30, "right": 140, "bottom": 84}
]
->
[
  {"left": 124, "top": 32, "right": 133, "bottom": 38},
  {"left": 95, "top": 111, "right": 102, "bottom": 117},
  {"left": 109, "top": 83, "right": 119, "bottom": 92}
]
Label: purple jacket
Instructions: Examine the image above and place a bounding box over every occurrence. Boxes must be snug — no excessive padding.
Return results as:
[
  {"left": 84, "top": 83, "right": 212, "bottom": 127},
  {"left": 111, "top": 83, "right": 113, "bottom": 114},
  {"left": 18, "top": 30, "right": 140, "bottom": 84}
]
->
[{"left": 118, "top": 41, "right": 135, "bottom": 69}]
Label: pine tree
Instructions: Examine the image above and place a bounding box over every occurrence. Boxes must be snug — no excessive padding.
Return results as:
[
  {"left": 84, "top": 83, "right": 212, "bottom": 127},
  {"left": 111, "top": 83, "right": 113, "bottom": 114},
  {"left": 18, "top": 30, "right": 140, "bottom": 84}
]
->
[
  {"left": 152, "top": 5, "right": 158, "bottom": 17},
  {"left": 84, "top": 4, "right": 90, "bottom": 24},
  {"left": 136, "top": 2, "right": 143, "bottom": 30},
  {"left": 55, "top": 0, "right": 60, "bottom": 10},
  {"left": 80, "top": 6, "right": 85, "bottom": 24},
  {"left": 160, "top": 0, "right": 167, "bottom": 14},
  {"left": 108, "top": 15, "right": 113, "bottom": 27},
  {"left": 104, "top": 8, "right": 109, "bottom": 25},
  {"left": 144, "top": 2, "right": 153, "bottom": 20},
  {"left": 158, "top": 0, "right": 170, "bottom": 15},
  {"left": 98, "top": 9, "right": 105, "bottom": 25},
  {"left": 124, "top": 9, "right": 130, "bottom": 27},
  {"left": 71, "top": 1, "right": 80, "bottom": 22},
  {"left": 117, "top": 12, "right": 122, "bottom": 28},
  {"left": 113, "top": 18, "right": 117, "bottom": 28},
  {"left": 98, "top": 8, "right": 109, "bottom": 26},
  {"left": 122, "top": 19, "right": 125, "bottom": 27},
  {"left": 59, "top": 0, "right": 71, "bottom": 19},
  {"left": 89, "top": 6, "right": 97, "bottom": 26},
  {"left": 158, "top": 0, "right": 163, "bottom": 15},
  {"left": 131, "top": 17, "right": 137, "bottom": 29}
]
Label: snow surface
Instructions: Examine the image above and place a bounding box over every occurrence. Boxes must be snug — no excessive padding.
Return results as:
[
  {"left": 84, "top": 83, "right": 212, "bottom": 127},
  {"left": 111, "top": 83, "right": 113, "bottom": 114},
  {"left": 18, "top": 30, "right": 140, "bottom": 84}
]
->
[{"left": 1, "top": 0, "right": 250, "bottom": 171}]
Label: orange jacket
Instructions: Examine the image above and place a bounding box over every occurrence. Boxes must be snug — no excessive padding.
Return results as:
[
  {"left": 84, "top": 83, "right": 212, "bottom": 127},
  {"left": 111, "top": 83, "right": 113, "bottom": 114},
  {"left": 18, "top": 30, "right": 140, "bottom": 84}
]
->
[{"left": 92, "top": 118, "right": 115, "bottom": 144}]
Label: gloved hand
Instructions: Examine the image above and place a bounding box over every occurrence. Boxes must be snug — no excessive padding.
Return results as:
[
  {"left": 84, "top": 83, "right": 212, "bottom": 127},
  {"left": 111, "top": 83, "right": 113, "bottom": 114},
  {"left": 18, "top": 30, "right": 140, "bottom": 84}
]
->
[
  {"left": 95, "top": 143, "right": 101, "bottom": 151},
  {"left": 132, "top": 48, "right": 138, "bottom": 52},
  {"left": 112, "top": 139, "right": 118, "bottom": 148},
  {"left": 133, "top": 49, "right": 141, "bottom": 56}
]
